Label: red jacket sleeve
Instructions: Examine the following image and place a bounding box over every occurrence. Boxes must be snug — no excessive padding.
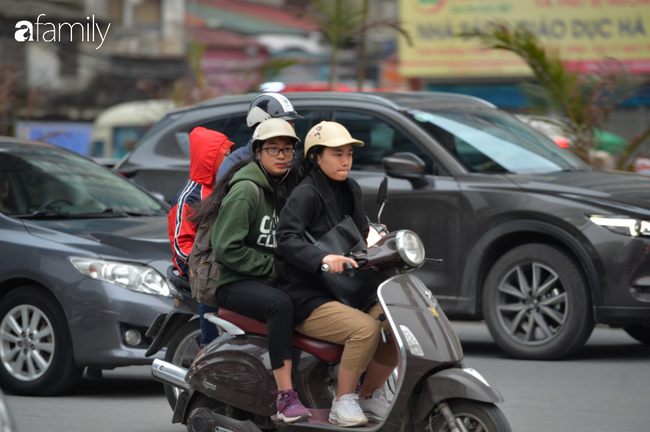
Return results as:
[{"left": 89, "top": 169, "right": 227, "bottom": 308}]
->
[{"left": 172, "top": 202, "right": 196, "bottom": 263}]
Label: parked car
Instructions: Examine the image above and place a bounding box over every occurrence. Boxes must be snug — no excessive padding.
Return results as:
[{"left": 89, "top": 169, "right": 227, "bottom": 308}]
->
[
  {"left": 0, "top": 138, "right": 175, "bottom": 395},
  {"left": 116, "top": 91, "right": 650, "bottom": 360}
]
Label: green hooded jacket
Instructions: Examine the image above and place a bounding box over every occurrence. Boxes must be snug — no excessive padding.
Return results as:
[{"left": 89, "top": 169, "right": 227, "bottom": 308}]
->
[{"left": 211, "top": 161, "right": 278, "bottom": 288}]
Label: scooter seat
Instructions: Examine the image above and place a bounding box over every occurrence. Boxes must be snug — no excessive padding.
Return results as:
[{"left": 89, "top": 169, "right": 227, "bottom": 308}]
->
[{"left": 218, "top": 308, "right": 344, "bottom": 364}]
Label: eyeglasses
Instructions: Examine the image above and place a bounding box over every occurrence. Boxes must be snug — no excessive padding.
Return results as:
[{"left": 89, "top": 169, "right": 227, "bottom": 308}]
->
[{"left": 260, "top": 147, "right": 295, "bottom": 156}]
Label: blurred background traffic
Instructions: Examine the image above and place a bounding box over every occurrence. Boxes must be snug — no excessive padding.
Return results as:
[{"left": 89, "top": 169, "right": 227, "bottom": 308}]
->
[{"left": 1, "top": 0, "right": 649, "bottom": 176}]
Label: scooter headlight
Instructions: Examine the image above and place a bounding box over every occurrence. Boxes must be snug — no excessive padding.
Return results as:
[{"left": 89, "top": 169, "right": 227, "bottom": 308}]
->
[{"left": 396, "top": 230, "right": 425, "bottom": 267}]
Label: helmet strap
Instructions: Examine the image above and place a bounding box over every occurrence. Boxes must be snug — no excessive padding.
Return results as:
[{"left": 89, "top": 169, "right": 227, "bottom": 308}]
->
[
  {"left": 257, "top": 155, "right": 291, "bottom": 184},
  {"left": 308, "top": 153, "right": 337, "bottom": 182}
]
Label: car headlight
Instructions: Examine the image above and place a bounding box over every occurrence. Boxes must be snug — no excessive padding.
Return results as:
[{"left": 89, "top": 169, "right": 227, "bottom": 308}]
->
[
  {"left": 396, "top": 230, "right": 425, "bottom": 267},
  {"left": 588, "top": 215, "right": 650, "bottom": 237},
  {"left": 69, "top": 257, "right": 172, "bottom": 297}
]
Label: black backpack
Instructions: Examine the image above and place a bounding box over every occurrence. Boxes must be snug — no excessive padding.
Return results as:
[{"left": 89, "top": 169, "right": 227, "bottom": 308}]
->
[{"left": 187, "top": 180, "right": 260, "bottom": 307}]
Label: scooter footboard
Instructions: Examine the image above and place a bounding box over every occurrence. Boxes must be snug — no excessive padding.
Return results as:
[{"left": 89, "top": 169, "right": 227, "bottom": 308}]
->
[{"left": 413, "top": 368, "right": 504, "bottom": 422}]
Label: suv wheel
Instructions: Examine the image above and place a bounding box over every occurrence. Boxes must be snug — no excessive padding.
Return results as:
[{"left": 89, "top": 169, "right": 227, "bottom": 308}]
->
[
  {"left": 0, "top": 286, "right": 83, "bottom": 395},
  {"left": 483, "top": 243, "right": 594, "bottom": 360}
]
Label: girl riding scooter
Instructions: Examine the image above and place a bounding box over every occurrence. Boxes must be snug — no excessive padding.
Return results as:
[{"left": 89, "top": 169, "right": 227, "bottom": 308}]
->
[{"left": 275, "top": 121, "right": 398, "bottom": 427}]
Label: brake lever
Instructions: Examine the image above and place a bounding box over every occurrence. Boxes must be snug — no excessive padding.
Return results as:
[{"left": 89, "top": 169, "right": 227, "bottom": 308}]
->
[
  {"left": 369, "top": 222, "right": 388, "bottom": 236},
  {"left": 343, "top": 261, "right": 355, "bottom": 277}
]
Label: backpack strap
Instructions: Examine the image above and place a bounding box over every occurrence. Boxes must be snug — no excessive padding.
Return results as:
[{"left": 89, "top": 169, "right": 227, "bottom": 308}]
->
[{"left": 243, "top": 180, "right": 260, "bottom": 211}]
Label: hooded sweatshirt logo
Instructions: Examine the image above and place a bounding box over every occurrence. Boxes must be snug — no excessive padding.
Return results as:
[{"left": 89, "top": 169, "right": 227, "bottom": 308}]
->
[{"left": 257, "top": 209, "right": 278, "bottom": 248}]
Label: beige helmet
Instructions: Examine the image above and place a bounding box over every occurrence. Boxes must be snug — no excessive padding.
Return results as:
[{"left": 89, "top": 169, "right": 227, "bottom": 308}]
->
[
  {"left": 304, "top": 121, "right": 364, "bottom": 156},
  {"left": 251, "top": 118, "right": 300, "bottom": 150}
]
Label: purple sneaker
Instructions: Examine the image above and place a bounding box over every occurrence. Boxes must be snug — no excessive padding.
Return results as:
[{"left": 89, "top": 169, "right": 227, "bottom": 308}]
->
[{"left": 272, "top": 389, "right": 312, "bottom": 423}]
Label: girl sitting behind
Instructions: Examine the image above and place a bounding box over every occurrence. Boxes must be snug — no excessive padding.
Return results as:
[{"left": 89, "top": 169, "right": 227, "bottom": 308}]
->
[{"left": 190, "top": 118, "right": 310, "bottom": 423}]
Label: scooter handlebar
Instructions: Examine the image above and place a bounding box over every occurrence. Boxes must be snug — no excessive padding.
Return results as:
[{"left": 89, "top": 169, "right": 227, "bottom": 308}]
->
[{"left": 320, "top": 260, "right": 359, "bottom": 274}]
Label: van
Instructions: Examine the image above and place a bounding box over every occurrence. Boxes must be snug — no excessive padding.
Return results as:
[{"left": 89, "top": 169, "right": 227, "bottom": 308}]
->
[{"left": 90, "top": 99, "right": 175, "bottom": 166}]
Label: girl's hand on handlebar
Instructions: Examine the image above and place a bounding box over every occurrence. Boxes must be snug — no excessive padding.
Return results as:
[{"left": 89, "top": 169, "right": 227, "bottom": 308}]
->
[{"left": 321, "top": 254, "right": 357, "bottom": 274}]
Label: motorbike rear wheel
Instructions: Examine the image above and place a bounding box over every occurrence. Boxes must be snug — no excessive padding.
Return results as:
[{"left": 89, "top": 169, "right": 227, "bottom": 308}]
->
[
  {"left": 186, "top": 393, "right": 230, "bottom": 432},
  {"left": 189, "top": 393, "right": 229, "bottom": 415},
  {"left": 164, "top": 319, "right": 201, "bottom": 409},
  {"left": 428, "top": 400, "right": 511, "bottom": 432}
]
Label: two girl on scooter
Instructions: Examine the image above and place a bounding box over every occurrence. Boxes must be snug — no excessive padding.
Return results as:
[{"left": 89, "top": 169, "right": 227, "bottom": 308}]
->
[{"left": 193, "top": 116, "right": 396, "bottom": 427}]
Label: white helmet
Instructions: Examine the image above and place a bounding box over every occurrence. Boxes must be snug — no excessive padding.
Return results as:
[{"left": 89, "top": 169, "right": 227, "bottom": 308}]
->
[
  {"left": 246, "top": 93, "right": 303, "bottom": 129},
  {"left": 251, "top": 118, "right": 300, "bottom": 150}
]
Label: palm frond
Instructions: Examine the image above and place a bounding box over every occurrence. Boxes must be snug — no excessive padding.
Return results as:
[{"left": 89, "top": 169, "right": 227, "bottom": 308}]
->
[{"left": 461, "top": 20, "right": 647, "bottom": 165}]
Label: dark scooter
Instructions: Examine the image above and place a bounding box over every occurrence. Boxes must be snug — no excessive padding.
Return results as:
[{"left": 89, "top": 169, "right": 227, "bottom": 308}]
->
[
  {"left": 145, "top": 266, "right": 205, "bottom": 409},
  {"left": 150, "top": 179, "right": 511, "bottom": 432}
]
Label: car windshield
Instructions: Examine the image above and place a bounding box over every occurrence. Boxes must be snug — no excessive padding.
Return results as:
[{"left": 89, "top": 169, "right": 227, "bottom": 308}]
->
[
  {"left": 406, "top": 109, "right": 587, "bottom": 174},
  {"left": 0, "top": 146, "right": 165, "bottom": 217}
]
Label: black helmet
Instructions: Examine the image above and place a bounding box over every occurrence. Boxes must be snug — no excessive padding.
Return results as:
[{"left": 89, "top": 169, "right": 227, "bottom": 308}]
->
[{"left": 246, "top": 93, "right": 303, "bottom": 129}]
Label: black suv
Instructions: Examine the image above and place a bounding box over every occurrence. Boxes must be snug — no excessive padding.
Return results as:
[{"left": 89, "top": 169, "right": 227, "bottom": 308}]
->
[{"left": 115, "top": 92, "right": 650, "bottom": 359}]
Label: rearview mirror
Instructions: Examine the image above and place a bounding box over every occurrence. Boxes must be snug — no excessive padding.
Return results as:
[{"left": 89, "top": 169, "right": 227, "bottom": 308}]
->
[
  {"left": 376, "top": 176, "right": 388, "bottom": 226},
  {"left": 382, "top": 152, "right": 428, "bottom": 189},
  {"left": 377, "top": 177, "right": 388, "bottom": 206}
]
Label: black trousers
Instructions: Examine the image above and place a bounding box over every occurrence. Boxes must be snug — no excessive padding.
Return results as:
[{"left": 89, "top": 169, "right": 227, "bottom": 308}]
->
[{"left": 217, "top": 280, "right": 294, "bottom": 370}]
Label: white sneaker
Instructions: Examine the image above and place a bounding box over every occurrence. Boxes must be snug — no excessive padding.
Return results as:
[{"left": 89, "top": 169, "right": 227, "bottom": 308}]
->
[
  {"left": 329, "top": 393, "right": 368, "bottom": 427},
  {"left": 357, "top": 389, "right": 390, "bottom": 423}
]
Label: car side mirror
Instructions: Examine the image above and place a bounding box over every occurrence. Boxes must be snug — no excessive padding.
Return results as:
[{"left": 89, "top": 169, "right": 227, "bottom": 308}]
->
[{"left": 382, "top": 152, "right": 428, "bottom": 189}]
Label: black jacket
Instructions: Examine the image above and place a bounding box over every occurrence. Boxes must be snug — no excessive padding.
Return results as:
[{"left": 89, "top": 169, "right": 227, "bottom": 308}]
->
[{"left": 275, "top": 168, "right": 369, "bottom": 325}]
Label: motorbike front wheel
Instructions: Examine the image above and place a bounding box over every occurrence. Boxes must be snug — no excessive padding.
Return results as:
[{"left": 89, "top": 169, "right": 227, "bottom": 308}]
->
[
  {"left": 428, "top": 400, "right": 511, "bottom": 432},
  {"left": 164, "top": 319, "right": 201, "bottom": 409}
]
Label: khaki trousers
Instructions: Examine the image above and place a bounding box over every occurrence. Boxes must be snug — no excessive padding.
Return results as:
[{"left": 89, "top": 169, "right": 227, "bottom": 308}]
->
[{"left": 295, "top": 301, "right": 398, "bottom": 373}]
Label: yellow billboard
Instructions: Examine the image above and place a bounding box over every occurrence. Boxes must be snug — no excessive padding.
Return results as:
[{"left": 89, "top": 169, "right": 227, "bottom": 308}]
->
[{"left": 399, "top": 0, "right": 650, "bottom": 78}]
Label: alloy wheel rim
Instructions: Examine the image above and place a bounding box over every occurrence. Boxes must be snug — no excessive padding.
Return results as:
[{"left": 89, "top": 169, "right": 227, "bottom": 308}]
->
[
  {"left": 495, "top": 262, "right": 568, "bottom": 345},
  {"left": 170, "top": 328, "right": 201, "bottom": 400},
  {"left": 435, "top": 412, "right": 489, "bottom": 432},
  {"left": 0, "top": 305, "right": 55, "bottom": 381}
]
